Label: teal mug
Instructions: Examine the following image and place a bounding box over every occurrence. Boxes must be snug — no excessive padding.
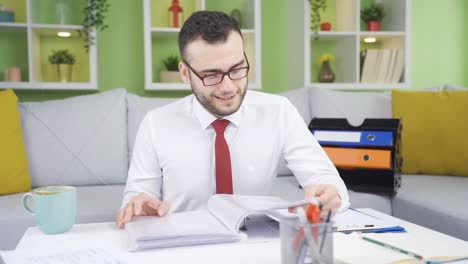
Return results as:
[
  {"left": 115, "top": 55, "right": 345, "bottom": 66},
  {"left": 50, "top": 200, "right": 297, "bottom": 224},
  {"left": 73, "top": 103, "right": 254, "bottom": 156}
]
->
[{"left": 22, "top": 186, "right": 76, "bottom": 234}]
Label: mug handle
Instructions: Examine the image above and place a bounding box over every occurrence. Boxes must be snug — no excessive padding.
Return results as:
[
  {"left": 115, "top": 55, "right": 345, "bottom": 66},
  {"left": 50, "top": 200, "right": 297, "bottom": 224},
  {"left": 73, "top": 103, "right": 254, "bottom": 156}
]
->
[{"left": 22, "top": 193, "right": 35, "bottom": 215}]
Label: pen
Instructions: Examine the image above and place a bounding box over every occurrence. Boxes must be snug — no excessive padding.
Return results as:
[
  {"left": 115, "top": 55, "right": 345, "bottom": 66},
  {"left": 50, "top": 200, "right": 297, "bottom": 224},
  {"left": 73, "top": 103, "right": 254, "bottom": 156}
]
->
[{"left": 362, "top": 236, "right": 424, "bottom": 260}]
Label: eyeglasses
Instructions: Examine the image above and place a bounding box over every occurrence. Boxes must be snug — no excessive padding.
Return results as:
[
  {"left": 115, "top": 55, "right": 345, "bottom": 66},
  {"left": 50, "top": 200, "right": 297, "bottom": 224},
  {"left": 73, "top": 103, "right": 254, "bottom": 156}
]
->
[{"left": 183, "top": 53, "right": 250, "bottom": 86}]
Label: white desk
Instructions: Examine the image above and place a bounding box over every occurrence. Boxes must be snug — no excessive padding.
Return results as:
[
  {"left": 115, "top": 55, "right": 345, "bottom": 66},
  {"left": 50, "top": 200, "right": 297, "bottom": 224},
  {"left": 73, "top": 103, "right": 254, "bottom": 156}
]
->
[{"left": 12, "top": 209, "right": 468, "bottom": 264}]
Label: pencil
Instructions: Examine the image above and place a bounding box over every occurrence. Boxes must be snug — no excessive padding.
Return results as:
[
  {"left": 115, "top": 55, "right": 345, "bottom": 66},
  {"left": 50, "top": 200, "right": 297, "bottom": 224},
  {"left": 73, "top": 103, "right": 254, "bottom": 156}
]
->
[{"left": 361, "top": 236, "right": 424, "bottom": 260}]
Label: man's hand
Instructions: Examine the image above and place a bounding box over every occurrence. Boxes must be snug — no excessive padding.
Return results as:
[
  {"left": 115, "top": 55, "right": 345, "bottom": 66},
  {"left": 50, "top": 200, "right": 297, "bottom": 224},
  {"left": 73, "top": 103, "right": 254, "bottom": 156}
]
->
[
  {"left": 304, "top": 184, "right": 341, "bottom": 217},
  {"left": 116, "top": 193, "right": 170, "bottom": 229}
]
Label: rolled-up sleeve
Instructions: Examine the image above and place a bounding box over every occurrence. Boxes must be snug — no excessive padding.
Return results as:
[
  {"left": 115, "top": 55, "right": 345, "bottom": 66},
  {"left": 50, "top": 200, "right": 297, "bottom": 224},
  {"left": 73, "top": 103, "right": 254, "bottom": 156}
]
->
[
  {"left": 281, "top": 99, "right": 350, "bottom": 212},
  {"left": 121, "top": 114, "right": 162, "bottom": 208}
]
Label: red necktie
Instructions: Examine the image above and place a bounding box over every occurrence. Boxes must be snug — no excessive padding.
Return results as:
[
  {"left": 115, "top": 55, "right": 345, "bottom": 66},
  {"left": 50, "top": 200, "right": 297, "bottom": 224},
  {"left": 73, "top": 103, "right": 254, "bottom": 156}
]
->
[{"left": 212, "top": 119, "right": 233, "bottom": 194}]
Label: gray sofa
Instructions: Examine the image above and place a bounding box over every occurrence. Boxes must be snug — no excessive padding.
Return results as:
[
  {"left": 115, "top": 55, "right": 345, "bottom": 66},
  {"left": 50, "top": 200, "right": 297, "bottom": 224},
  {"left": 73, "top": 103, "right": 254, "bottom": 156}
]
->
[{"left": 0, "top": 87, "right": 466, "bottom": 250}]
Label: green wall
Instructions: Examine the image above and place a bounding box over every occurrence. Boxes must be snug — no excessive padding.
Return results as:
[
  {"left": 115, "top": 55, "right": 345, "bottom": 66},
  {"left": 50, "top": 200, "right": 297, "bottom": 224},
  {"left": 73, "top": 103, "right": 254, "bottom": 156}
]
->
[
  {"left": 410, "top": 0, "right": 468, "bottom": 89},
  {"left": 12, "top": 0, "right": 468, "bottom": 102}
]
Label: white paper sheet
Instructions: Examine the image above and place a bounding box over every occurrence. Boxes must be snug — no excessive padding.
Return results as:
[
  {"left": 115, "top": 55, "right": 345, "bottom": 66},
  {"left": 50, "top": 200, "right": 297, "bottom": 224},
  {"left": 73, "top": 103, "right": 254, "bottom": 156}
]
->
[{"left": 0, "top": 248, "right": 124, "bottom": 264}]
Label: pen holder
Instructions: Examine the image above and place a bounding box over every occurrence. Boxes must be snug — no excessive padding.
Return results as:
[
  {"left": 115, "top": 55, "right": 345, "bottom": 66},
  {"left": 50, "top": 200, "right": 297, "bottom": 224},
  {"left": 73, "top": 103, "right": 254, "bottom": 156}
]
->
[{"left": 280, "top": 216, "right": 334, "bottom": 264}]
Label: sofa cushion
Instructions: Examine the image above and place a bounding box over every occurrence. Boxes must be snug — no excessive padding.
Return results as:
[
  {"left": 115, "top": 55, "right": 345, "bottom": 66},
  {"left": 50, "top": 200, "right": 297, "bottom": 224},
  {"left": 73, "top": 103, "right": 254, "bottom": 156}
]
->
[
  {"left": 443, "top": 84, "right": 468, "bottom": 90},
  {"left": 309, "top": 86, "right": 392, "bottom": 126},
  {"left": 278, "top": 87, "right": 312, "bottom": 124},
  {"left": 392, "top": 90, "right": 468, "bottom": 176},
  {"left": 0, "top": 185, "right": 125, "bottom": 250},
  {"left": 127, "top": 93, "right": 176, "bottom": 159},
  {"left": 0, "top": 90, "right": 31, "bottom": 195},
  {"left": 18, "top": 88, "right": 128, "bottom": 187},
  {"left": 392, "top": 174, "right": 468, "bottom": 241}
]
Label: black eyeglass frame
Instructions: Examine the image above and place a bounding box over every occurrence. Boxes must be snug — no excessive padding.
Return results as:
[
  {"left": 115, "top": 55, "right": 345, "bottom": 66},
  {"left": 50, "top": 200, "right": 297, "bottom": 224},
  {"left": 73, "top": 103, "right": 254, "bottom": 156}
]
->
[{"left": 182, "top": 52, "right": 250, "bottom": 86}]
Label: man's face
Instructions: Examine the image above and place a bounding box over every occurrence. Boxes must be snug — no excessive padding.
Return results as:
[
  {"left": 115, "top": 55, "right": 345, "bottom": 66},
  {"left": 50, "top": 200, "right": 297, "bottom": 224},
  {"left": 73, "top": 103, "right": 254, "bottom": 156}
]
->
[{"left": 179, "top": 32, "right": 248, "bottom": 118}]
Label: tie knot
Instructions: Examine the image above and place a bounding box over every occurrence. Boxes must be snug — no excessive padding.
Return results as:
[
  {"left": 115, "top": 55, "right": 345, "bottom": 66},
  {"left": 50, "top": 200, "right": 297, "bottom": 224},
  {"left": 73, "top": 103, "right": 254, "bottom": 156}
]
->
[{"left": 212, "top": 119, "right": 230, "bottom": 134}]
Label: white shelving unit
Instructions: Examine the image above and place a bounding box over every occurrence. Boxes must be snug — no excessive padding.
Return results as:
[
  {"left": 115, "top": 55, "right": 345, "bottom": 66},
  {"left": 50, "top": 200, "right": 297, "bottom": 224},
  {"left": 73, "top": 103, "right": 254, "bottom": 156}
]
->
[
  {"left": 143, "top": 0, "right": 261, "bottom": 91},
  {"left": 0, "top": 0, "right": 97, "bottom": 90},
  {"left": 290, "top": 0, "right": 410, "bottom": 90}
]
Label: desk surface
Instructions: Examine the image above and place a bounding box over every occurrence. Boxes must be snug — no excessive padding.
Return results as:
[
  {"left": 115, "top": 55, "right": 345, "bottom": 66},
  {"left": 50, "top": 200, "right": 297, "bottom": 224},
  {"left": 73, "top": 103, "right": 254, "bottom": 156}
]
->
[{"left": 14, "top": 209, "right": 468, "bottom": 264}]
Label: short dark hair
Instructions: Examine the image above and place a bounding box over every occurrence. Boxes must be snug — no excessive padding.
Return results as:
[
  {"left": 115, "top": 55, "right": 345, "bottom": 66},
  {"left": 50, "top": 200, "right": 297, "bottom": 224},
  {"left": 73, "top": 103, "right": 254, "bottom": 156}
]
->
[{"left": 178, "top": 11, "right": 242, "bottom": 59}]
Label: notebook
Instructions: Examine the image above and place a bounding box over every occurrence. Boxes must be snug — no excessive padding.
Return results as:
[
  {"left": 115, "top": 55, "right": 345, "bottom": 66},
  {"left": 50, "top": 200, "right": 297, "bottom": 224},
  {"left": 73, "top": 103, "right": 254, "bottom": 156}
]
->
[{"left": 125, "top": 194, "right": 312, "bottom": 251}]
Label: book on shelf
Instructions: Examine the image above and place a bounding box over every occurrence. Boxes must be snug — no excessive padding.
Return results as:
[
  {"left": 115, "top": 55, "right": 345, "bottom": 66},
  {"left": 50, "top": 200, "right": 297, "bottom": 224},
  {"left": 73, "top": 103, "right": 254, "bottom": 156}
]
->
[
  {"left": 390, "top": 49, "right": 405, "bottom": 83},
  {"left": 384, "top": 49, "right": 397, "bottom": 83},
  {"left": 360, "top": 48, "right": 404, "bottom": 84},
  {"left": 125, "top": 194, "right": 311, "bottom": 251},
  {"left": 376, "top": 49, "right": 391, "bottom": 83},
  {"left": 361, "top": 49, "right": 380, "bottom": 83}
]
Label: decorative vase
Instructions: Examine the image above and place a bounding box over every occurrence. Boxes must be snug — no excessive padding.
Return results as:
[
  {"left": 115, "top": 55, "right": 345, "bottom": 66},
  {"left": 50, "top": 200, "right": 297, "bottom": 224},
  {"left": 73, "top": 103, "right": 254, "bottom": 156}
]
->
[
  {"left": 320, "top": 22, "right": 332, "bottom": 31},
  {"left": 56, "top": 0, "right": 72, "bottom": 24},
  {"left": 168, "top": 0, "right": 184, "bottom": 27},
  {"left": 55, "top": 64, "right": 73, "bottom": 82},
  {"left": 0, "top": 5, "right": 15, "bottom": 22},
  {"left": 318, "top": 60, "right": 335, "bottom": 83},
  {"left": 160, "top": 71, "right": 182, "bottom": 83},
  {"left": 4, "top": 67, "right": 21, "bottom": 82},
  {"left": 367, "top": 20, "right": 380, "bottom": 31}
]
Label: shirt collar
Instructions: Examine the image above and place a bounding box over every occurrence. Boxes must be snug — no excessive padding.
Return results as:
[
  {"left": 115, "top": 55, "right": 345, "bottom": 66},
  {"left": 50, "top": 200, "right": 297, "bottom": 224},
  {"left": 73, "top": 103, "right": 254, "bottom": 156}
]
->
[{"left": 192, "top": 95, "right": 243, "bottom": 130}]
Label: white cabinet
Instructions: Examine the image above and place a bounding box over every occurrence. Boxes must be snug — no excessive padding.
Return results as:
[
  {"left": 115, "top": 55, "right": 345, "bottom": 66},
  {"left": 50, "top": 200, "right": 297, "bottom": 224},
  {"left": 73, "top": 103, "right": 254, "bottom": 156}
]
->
[
  {"left": 143, "top": 0, "right": 261, "bottom": 90},
  {"left": 0, "top": 0, "right": 97, "bottom": 90},
  {"left": 290, "top": 0, "right": 410, "bottom": 90}
]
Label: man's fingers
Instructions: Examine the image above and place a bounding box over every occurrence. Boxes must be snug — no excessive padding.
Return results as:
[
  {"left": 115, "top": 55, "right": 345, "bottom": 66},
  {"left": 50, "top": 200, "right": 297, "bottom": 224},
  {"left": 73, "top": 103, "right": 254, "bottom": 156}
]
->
[
  {"left": 134, "top": 197, "right": 143, "bottom": 216},
  {"left": 157, "top": 201, "right": 170, "bottom": 216},
  {"left": 122, "top": 202, "right": 134, "bottom": 224},
  {"left": 147, "top": 199, "right": 162, "bottom": 210},
  {"left": 316, "top": 188, "right": 335, "bottom": 207},
  {"left": 304, "top": 185, "right": 321, "bottom": 198},
  {"left": 116, "top": 208, "right": 125, "bottom": 229}
]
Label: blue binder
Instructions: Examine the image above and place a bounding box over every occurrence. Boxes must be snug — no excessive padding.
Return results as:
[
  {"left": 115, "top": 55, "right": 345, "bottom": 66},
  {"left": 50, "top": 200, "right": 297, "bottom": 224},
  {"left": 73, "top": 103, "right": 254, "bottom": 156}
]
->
[{"left": 312, "top": 130, "right": 393, "bottom": 147}]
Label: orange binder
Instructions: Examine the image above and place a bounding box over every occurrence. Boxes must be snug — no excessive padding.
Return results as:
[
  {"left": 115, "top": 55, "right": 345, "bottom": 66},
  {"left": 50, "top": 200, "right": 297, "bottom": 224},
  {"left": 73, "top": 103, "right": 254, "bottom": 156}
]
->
[{"left": 323, "top": 147, "right": 392, "bottom": 169}]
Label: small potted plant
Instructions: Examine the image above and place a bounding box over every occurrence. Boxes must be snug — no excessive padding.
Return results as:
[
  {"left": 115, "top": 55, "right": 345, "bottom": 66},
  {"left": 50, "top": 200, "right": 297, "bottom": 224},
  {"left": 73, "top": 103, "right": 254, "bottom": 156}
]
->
[
  {"left": 81, "top": 0, "right": 110, "bottom": 51},
  {"left": 361, "top": 3, "right": 385, "bottom": 31},
  {"left": 48, "top": 49, "right": 76, "bottom": 82},
  {"left": 309, "top": 0, "right": 327, "bottom": 38},
  {"left": 159, "top": 54, "right": 181, "bottom": 83},
  {"left": 316, "top": 53, "right": 335, "bottom": 83}
]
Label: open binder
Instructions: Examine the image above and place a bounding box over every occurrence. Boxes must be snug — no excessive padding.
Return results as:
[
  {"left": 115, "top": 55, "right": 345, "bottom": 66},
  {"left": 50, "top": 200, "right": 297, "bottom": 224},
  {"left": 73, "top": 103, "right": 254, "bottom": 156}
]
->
[{"left": 309, "top": 118, "right": 402, "bottom": 194}]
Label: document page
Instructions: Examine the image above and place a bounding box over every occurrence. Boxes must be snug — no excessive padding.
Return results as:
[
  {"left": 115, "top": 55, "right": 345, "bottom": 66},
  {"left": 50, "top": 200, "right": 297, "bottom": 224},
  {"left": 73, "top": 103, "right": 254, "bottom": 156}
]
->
[
  {"left": 208, "top": 194, "right": 310, "bottom": 233},
  {"left": 332, "top": 208, "right": 398, "bottom": 232},
  {"left": 1, "top": 248, "right": 123, "bottom": 264},
  {"left": 126, "top": 210, "right": 243, "bottom": 251}
]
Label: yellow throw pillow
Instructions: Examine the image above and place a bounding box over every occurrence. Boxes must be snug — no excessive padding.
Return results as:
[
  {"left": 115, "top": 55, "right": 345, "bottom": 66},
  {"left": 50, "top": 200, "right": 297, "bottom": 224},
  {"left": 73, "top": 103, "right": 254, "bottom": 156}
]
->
[
  {"left": 392, "top": 90, "right": 468, "bottom": 176},
  {"left": 0, "top": 89, "right": 31, "bottom": 195}
]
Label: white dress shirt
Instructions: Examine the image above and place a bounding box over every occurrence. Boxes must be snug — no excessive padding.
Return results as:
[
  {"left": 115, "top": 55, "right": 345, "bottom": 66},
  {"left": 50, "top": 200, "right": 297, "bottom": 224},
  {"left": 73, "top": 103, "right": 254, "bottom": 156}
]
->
[{"left": 122, "top": 90, "right": 350, "bottom": 213}]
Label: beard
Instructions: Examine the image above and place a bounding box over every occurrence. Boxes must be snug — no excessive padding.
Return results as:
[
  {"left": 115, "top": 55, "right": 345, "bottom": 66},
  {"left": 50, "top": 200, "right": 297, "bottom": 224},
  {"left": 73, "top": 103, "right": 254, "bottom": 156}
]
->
[{"left": 191, "top": 80, "right": 248, "bottom": 118}]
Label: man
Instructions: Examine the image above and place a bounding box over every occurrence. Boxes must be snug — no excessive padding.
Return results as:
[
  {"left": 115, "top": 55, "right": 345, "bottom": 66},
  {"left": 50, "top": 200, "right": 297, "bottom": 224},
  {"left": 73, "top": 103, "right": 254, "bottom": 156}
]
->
[{"left": 116, "top": 11, "right": 349, "bottom": 229}]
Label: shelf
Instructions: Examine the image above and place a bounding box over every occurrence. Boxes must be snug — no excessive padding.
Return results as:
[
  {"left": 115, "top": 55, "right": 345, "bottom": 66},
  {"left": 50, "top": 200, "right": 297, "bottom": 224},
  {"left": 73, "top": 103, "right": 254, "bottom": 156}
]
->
[
  {"left": 1, "top": 0, "right": 27, "bottom": 23},
  {"left": 0, "top": 0, "right": 97, "bottom": 90},
  {"left": 144, "top": 0, "right": 261, "bottom": 90},
  {"left": 360, "top": 31, "right": 406, "bottom": 37},
  {"left": 30, "top": 24, "right": 83, "bottom": 31},
  {"left": 0, "top": 81, "right": 96, "bottom": 90},
  {"left": 146, "top": 82, "right": 191, "bottom": 91},
  {"left": 31, "top": 27, "right": 90, "bottom": 83},
  {"left": 310, "top": 82, "right": 408, "bottom": 90},
  {"left": 29, "top": 0, "right": 87, "bottom": 25},
  {"left": 205, "top": 0, "right": 256, "bottom": 29},
  {"left": 360, "top": 0, "right": 407, "bottom": 32},
  {"left": 0, "top": 28, "right": 28, "bottom": 82},
  {"left": 293, "top": 0, "right": 410, "bottom": 90},
  {"left": 0, "top": 23, "right": 28, "bottom": 30},
  {"left": 150, "top": 0, "right": 201, "bottom": 28}
]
